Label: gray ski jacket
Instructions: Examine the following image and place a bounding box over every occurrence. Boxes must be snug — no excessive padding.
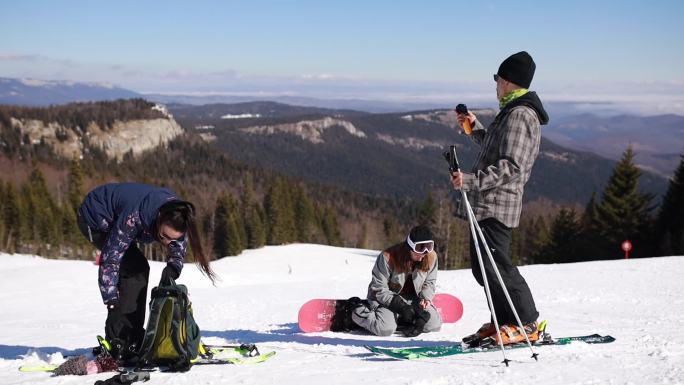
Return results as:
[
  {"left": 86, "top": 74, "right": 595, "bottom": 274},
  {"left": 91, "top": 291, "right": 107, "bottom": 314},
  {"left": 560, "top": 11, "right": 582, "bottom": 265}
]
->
[{"left": 366, "top": 243, "right": 438, "bottom": 308}]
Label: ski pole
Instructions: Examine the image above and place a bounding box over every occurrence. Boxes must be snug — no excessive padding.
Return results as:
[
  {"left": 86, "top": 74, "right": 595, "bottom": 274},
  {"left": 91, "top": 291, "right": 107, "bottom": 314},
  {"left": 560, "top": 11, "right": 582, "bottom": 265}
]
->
[
  {"left": 462, "top": 192, "right": 538, "bottom": 361},
  {"left": 461, "top": 189, "right": 510, "bottom": 366},
  {"left": 445, "top": 146, "right": 534, "bottom": 364}
]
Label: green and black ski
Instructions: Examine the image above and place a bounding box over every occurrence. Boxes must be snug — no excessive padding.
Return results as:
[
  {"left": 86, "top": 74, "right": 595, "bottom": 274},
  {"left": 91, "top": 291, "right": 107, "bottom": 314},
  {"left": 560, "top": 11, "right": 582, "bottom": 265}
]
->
[{"left": 365, "top": 333, "right": 615, "bottom": 360}]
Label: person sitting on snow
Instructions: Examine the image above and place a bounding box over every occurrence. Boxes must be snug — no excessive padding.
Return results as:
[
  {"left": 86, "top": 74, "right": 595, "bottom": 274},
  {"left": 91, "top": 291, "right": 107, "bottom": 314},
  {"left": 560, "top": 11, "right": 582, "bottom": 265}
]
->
[{"left": 333, "top": 225, "right": 442, "bottom": 337}]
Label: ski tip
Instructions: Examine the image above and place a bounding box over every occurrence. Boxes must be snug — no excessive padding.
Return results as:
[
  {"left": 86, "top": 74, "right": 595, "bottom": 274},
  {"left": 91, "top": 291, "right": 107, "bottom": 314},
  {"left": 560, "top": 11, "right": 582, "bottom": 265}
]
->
[
  {"left": 19, "top": 365, "right": 57, "bottom": 372},
  {"left": 584, "top": 334, "right": 616, "bottom": 343}
]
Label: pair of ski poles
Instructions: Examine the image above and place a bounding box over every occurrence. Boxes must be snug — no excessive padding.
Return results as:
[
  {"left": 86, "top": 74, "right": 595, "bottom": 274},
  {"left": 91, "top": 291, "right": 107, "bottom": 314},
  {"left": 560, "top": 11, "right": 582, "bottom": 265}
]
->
[{"left": 445, "top": 146, "right": 537, "bottom": 365}]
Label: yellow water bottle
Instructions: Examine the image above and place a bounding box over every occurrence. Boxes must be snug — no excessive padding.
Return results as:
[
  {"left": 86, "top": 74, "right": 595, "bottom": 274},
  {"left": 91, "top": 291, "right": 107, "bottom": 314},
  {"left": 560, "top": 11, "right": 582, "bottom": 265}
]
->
[{"left": 455, "top": 104, "right": 472, "bottom": 135}]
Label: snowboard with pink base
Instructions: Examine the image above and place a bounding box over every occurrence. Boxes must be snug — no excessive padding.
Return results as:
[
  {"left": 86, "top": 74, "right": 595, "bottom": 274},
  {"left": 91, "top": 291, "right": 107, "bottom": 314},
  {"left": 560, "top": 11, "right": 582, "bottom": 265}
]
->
[{"left": 298, "top": 293, "right": 463, "bottom": 333}]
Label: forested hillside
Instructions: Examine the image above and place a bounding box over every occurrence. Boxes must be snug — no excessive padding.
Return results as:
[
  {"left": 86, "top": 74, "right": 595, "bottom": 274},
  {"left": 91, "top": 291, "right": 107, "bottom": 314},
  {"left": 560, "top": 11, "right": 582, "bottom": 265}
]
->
[
  {"left": 1, "top": 100, "right": 681, "bottom": 269},
  {"left": 170, "top": 103, "right": 668, "bottom": 203}
]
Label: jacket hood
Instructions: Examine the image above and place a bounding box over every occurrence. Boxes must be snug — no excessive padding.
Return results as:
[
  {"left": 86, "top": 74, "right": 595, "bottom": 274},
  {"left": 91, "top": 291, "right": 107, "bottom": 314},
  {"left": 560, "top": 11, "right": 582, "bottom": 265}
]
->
[{"left": 502, "top": 91, "right": 549, "bottom": 125}]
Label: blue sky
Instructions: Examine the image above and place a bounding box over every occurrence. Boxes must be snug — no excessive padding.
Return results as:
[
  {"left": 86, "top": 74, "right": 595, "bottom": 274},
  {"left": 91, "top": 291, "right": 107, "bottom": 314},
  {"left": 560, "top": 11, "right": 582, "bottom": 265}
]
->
[{"left": 1, "top": 0, "right": 682, "bottom": 109}]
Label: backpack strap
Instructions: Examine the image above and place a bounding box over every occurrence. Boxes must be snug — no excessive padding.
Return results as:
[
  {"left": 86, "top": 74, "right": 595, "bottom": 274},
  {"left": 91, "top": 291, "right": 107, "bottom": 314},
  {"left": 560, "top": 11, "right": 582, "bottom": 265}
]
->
[{"left": 168, "top": 289, "right": 193, "bottom": 370}]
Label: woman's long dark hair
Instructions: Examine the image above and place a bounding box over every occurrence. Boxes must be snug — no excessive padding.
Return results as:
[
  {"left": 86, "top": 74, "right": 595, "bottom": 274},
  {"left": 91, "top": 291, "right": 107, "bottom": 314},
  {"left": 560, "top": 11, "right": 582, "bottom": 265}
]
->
[
  {"left": 157, "top": 200, "right": 217, "bottom": 283},
  {"left": 386, "top": 242, "right": 433, "bottom": 273}
]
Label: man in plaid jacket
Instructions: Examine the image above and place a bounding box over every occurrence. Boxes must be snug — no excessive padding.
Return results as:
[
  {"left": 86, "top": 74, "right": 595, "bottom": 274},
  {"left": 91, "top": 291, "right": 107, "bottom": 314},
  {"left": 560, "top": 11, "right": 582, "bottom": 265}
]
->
[{"left": 452, "top": 51, "right": 549, "bottom": 346}]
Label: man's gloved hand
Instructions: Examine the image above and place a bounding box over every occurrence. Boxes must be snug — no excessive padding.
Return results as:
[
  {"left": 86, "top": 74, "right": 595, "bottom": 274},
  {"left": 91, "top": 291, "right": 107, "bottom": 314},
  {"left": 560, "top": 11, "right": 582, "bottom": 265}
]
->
[
  {"left": 388, "top": 295, "right": 415, "bottom": 323},
  {"left": 403, "top": 301, "right": 431, "bottom": 337},
  {"left": 160, "top": 265, "right": 180, "bottom": 286}
]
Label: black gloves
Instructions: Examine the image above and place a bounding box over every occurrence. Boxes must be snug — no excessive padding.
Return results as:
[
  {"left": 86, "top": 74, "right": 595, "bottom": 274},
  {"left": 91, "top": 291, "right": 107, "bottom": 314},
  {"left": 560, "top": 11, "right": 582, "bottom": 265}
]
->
[
  {"left": 388, "top": 295, "right": 415, "bottom": 323},
  {"left": 403, "top": 301, "right": 431, "bottom": 337},
  {"left": 388, "top": 296, "right": 432, "bottom": 337},
  {"left": 160, "top": 265, "right": 180, "bottom": 286}
]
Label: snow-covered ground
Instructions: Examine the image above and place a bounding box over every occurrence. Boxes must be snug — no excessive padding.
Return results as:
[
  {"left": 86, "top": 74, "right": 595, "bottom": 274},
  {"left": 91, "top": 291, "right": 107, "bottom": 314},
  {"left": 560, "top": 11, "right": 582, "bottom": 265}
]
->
[{"left": 1, "top": 244, "right": 683, "bottom": 384}]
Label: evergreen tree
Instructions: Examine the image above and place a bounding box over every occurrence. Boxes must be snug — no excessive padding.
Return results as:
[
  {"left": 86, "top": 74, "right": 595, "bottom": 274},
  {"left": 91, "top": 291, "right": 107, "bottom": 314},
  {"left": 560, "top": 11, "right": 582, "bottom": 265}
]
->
[
  {"left": 582, "top": 192, "right": 599, "bottom": 230},
  {"left": 578, "top": 192, "right": 601, "bottom": 261},
  {"left": 293, "top": 184, "right": 316, "bottom": 243},
  {"left": 516, "top": 217, "right": 537, "bottom": 265},
  {"left": 245, "top": 203, "right": 267, "bottom": 248},
  {"left": 537, "top": 208, "right": 582, "bottom": 264},
  {"left": 33, "top": 169, "right": 58, "bottom": 238},
  {"left": 240, "top": 174, "right": 266, "bottom": 249},
  {"left": 529, "top": 216, "right": 550, "bottom": 264},
  {"left": 232, "top": 197, "right": 248, "bottom": 254},
  {"left": 67, "top": 155, "right": 85, "bottom": 210},
  {"left": 213, "top": 194, "right": 245, "bottom": 257},
  {"left": 60, "top": 202, "right": 80, "bottom": 256},
  {"left": 213, "top": 195, "right": 230, "bottom": 258},
  {"left": 417, "top": 191, "right": 437, "bottom": 227},
  {"left": 321, "top": 207, "right": 342, "bottom": 246},
  {"left": 264, "top": 178, "right": 296, "bottom": 245},
  {"left": 226, "top": 198, "right": 246, "bottom": 256},
  {"left": 24, "top": 168, "right": 62, "bottom": 255},
  {"left": 3, "top": 182, "right": 22, "bottom": 252},
  {"left": 593, "top": 147, "right": 654, "bottom": 259},
  {"left": 656, "top": 155, "right": 684, "bottom": 255},
  {"left": 19, "top": 183, "right": 35, "bottom": 246}
]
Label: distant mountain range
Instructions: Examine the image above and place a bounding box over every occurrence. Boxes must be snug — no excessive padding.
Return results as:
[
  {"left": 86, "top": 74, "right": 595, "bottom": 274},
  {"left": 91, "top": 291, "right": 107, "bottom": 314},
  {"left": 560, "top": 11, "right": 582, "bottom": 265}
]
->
[
  {"left": 151, "top": 93, "right": 456, "bottom": 114},
  {"left": 0, "top": 77, "right": 140, "bottom": 106},
  {"left": 544, "top": 113, "right": 684, "bottom": 177},
  {"left": 168, "top": 102, "right": 668, "bottom": 204}
]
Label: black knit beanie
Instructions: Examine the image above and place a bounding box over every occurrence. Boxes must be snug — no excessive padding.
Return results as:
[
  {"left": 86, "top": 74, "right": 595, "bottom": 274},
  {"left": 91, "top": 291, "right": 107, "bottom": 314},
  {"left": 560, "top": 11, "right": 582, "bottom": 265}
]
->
[
  {"left": 496, "top": 51, "right": 536, "bottom": 88},
  {"left": 408, "top": 225, "right": 434, "bottom": 243}
]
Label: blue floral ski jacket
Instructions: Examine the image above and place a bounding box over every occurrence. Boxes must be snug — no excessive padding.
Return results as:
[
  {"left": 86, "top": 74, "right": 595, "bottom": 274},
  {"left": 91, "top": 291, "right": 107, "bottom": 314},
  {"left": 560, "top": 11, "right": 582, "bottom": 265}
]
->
[{"left": 79, "top": 183, "right": 187, "bottom": 304}]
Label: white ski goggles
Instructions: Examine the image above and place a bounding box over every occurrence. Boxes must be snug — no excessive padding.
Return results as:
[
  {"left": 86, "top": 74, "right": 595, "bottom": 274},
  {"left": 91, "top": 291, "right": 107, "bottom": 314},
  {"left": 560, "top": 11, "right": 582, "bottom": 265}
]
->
[{"left": 407, "top": 235, "right": 434, "bottom": 254}]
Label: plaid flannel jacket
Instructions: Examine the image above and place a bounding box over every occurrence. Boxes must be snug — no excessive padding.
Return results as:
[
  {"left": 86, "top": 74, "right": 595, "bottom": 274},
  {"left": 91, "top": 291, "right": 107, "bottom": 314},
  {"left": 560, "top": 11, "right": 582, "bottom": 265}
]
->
[{"left": 455, "top": 96, "right": 545, "bottom": 228}]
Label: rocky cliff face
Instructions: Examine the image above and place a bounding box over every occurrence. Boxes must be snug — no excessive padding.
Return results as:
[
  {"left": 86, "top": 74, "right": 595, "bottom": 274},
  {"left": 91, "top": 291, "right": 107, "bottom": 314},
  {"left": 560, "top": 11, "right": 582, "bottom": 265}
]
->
[
  {"left": 10, "top": 115, "right": 183, "bottom": 161},
  {"left": 85, "top": 118, "right": 183, "bottom": 160},
  {"left": 240, "top": 117, "right": 366, "bottom": 144}
]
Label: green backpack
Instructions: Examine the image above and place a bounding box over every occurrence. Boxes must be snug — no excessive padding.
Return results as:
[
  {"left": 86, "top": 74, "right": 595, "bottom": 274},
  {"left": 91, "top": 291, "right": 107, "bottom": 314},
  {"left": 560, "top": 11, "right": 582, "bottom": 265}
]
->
[{"left": 136, "top": 279, "right": 201, "bottom": 371}]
